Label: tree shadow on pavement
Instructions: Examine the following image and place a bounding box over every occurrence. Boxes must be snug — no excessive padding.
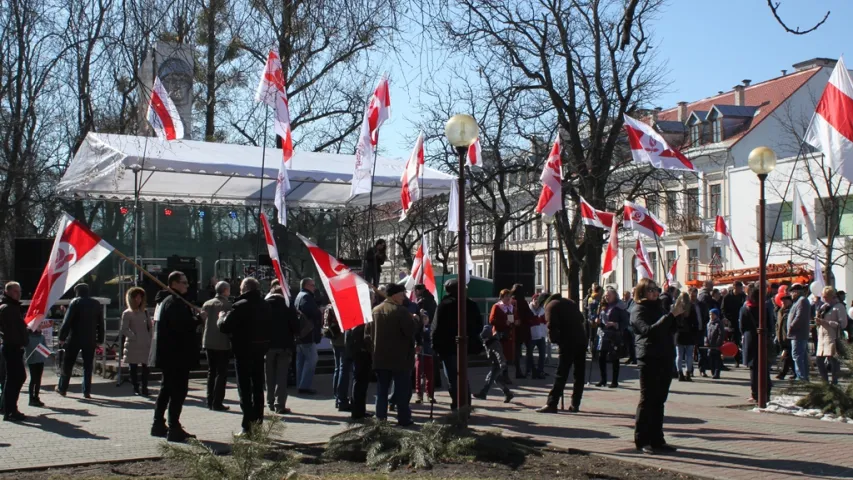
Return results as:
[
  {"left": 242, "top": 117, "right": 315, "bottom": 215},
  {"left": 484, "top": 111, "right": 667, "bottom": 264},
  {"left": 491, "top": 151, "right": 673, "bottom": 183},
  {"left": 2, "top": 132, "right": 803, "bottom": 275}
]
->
[
  {"left": 667, "top": 427, "right": 820, "bottom": 444},
  {"left": 19, "top": 414, "right": 109, "bottom": 440},
  {"left": 589, "top": 411, "right": 707, "bottom": 425},
  {"left": 471, "top": 414, "right": 618, "bottom": 440},
  {"left": 41, "top": 405, "right": 96, "bottom": 417}
]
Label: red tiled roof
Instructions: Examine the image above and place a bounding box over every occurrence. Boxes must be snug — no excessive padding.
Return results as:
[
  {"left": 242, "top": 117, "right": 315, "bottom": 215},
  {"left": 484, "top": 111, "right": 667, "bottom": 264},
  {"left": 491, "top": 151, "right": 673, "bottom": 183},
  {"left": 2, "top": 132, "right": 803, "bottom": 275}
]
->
[{"left": 655, "top": 67, "right": 822, "bottom": 147}]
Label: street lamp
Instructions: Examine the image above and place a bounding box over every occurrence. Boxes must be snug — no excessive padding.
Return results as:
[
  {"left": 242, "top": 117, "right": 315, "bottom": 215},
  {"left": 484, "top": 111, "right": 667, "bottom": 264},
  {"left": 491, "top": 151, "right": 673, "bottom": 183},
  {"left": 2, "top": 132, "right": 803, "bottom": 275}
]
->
[
  {"left": 748, "top": 146, "right": 777, "bottom": 409},
  {"left": 444, "top": 114, "right": 479, "bottom": 418}
]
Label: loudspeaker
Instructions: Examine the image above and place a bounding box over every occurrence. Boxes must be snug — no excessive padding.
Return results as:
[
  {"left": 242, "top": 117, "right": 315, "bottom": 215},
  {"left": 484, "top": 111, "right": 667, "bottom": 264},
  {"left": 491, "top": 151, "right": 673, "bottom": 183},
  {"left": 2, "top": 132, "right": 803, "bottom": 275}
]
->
[
  {"left": 491, "top": 250, "right": 536, "bottom": 297},
  {"left": 257, "top": 254, "right": 272, "bottom": 266},
  {"left": 14, "top": 238, "right": 55, "bottom": 299},
  {"left": 142, "top": 257, "right": 199, "bottom": 305}
]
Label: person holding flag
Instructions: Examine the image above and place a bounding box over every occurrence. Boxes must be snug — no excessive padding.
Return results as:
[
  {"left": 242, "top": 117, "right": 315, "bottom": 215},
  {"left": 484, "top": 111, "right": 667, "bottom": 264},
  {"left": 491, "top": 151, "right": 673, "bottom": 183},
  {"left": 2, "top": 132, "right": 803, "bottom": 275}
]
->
[
  {"left": 24, "top": 328, "right": 49, "bottom": 407},
  {"left": 0, "top": 282, "right": 27, "bottom": 421},
  {"left": 56, "top": 283, "right": 104, "bottom": 399}
]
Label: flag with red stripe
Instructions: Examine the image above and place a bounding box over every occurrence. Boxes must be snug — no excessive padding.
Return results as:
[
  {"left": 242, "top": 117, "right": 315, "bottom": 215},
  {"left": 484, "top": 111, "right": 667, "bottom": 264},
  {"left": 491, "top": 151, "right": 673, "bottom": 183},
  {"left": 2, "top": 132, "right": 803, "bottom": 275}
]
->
[
  {"left": 351, "top": 74, "right": 391, "bottom": 197},
  {"left": 714, "top": 216, "right": 744, "bottom": 264},
  {"left": 406, "top": 237, "right": 437, "bottom": 299},
  {"left": 255, "top": 50, "right": 292, "bottom": 224},
  {"left": 578, "top": 195, "right": 615, "bottom": 229},
  {"left": 147, "top": 77, "right": 184, "bottom": 141},
  {"left": 805, "top": 57, "right": 853, "bottom": 184},
  {"left": 535, "top": 137, "right": 563, "bottom": 216},
  {"left": 635, "top": 238, "right": 654, "bottom": 280},
  {"left": 261, "top": 213, "right": 289, "bottom": 306},
  {"left": 623, "top": 200, "right": 666, "bottom": 239},
  {"left": 601, "top": 218, "right": 619, "bottom": 278},
  {"left": 792, "top": 185, "right": 817, "bottom": 245},
  {"left": 664, "top": 257, "right": 678, "bottom": 290},
  {"left": 400, "top": 133, "right": 424, "bottom": 221},
  {"left": 623, "top": 114, "right": 695, "bottom": 172},
  {"left": 467, "top": 138, "right": 482, "bottom": 167},
  {"left": 297, "top": 234, "right": 372, "bottom": 331}
]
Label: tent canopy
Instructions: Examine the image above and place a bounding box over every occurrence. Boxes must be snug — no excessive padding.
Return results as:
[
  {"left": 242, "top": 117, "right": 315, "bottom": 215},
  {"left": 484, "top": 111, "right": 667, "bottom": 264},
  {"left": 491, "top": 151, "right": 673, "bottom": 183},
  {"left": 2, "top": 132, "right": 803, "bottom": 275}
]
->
[{"left": 57, "top": 133, "right": 456, "bottom": 208}]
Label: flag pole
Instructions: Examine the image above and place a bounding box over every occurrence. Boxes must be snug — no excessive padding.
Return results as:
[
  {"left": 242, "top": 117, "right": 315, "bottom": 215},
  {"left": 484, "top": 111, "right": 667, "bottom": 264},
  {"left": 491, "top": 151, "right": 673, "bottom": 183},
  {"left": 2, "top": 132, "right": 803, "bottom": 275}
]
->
[{"left": 257, "top": 108, "right": 269, "bottom": 261}]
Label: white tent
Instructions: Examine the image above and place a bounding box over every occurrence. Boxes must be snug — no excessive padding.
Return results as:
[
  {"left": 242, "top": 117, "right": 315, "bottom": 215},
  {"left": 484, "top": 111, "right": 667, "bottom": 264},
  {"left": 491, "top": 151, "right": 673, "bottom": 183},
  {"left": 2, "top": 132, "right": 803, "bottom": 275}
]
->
[{"left": 57, "top": 133, "right": 456, "bottom": 208}]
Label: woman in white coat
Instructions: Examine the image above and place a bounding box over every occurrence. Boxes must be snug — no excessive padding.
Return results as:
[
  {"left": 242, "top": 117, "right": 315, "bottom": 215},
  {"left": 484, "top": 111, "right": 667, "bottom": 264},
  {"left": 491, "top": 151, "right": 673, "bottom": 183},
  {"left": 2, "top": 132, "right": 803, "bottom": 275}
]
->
[
  {"left": 120, "top": 287, "right": 153, "bottom": 396},
  {"left": 815, "top": 286, "right": 848, "bottom": 385}
]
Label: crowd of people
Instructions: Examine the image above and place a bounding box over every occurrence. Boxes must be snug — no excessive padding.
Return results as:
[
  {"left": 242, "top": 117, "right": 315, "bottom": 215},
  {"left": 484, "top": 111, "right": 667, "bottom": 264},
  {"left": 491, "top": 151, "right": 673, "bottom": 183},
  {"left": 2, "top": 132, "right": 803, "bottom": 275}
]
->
[{"left": 0, "top": 267, "right": 849, "bottom": 454}]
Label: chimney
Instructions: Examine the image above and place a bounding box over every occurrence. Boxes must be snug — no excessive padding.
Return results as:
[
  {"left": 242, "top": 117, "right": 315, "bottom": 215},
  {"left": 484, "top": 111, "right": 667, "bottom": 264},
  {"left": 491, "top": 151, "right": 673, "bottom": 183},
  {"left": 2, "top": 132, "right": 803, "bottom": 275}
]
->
[
  {"left": 653, "top": 106, "right": 662, "bottom": 121},
  {"left": 742, "top": 79, "right": 752, "bottom": 87},
  {"left": 781, "top": 69, "right": 787, "bottom": 76},
  {"left": 677, "top": 101, "right": 688, "bottom": 122},
  {"left": 718, "top": 91, "right": 724, "bottom": 96},
  {"left": 733, "top": 85, "right": 745, "bottom": 106}
]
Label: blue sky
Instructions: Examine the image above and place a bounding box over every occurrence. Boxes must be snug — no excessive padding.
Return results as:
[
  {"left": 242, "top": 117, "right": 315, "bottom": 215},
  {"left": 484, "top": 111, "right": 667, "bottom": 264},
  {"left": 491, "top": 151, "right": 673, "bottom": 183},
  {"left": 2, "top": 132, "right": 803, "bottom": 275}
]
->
[{"left": 378, "top": 0, "right": 850, "bottom": 160}]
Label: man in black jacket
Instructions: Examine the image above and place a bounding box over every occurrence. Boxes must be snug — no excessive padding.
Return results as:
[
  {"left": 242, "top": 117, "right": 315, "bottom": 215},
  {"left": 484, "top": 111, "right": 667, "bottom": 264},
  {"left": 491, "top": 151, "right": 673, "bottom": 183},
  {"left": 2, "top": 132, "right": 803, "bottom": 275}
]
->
[
  {"left": 722, "top": 281, "right": 746, "bottom": 367},
  {"left": 265, "top": 282, "right": 299, "bottom": 415},
  {"left": 536, "top": 294, "right": 587, "bottom": 413},
  {"left": 431, "top": 279, "right": 483, "bottom": 411},
  {"left": 295, "top": 278, "right": 322, "bottom": 394},
  {"left": 149, "top": 271, "right": 203, "bottom": 442},
  {"left": 219, "top": 278, "right": 272, "bottom": 435},
  {"left": 0, "top": 282, "right": 27, "bottom": 421},
  {"left": 57, "top": 283, "right": 104, "bottom": 399},
  {"left": 363, "top": 239, "right": 388, "bottom": 287}
]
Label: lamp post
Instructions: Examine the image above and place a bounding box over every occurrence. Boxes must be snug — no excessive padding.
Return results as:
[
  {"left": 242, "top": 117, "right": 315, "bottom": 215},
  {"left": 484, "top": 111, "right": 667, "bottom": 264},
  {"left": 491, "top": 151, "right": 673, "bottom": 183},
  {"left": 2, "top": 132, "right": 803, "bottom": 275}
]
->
[
  {"left": 444, "top": 114, "right": 479, "bottom": 418},
  {"left": 748, "top": 146, "right": 777, "bottom": 409}
]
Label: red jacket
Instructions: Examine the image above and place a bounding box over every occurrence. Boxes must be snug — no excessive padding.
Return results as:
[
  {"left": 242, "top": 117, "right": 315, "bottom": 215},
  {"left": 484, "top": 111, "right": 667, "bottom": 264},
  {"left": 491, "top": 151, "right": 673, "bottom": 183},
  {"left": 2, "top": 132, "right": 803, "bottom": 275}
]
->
[{"left": 489, "top": 303, "right": 516, "bottom": 362}]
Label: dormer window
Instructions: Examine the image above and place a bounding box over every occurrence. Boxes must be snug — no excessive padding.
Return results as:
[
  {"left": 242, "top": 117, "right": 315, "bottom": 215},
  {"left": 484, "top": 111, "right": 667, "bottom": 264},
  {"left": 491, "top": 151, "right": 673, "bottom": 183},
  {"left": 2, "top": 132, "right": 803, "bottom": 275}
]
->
[
  {"left": 712, "top": 119, "right": 722, "bottom": 142},
  {"left": 691, "top": 125, "right": 701, "bottom": 145},
  {"left": 687, "top": 111, "right": 709, "bottom": 147}
]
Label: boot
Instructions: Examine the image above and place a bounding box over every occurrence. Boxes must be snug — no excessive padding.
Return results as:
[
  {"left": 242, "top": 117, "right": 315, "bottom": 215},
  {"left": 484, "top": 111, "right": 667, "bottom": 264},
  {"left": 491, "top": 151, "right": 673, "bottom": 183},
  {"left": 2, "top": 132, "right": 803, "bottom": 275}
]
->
[
  {"left": 414, "top": 393, "right": 424, "bottom": 404},
  {"left": 473, "top": 390, "right": 487, "bottom": 400},
  {"left": 167, "top": 425, "right": 196, "bottom": 443},
  {"left": 536, "top": 404, "right": 558, "bottom": 413},
  {"left": 133, "top": 383, "right": 141, "bottom": 396},
  {"left": 684, "top": 372, "right": 693, "bottom": 382},
  {"left": 150, "top": 419, "right": 168, "bottom": 438},
  {"left": 678, "top": 371, "right": 686, "bottom": 382},
  {"left": 503, "top": 391, "right": 514, "bottom": 403}
]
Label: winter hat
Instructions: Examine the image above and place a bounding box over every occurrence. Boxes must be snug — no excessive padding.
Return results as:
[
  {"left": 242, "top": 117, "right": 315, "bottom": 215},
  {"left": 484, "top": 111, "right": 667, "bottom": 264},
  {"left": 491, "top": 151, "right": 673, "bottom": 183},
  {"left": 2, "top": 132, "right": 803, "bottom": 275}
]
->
[
  {"left": 709, "top": 308, "right": 721, "bottom": 318},
  {"left": 385, "top": 283, "right": 406, "bottom": 297}
]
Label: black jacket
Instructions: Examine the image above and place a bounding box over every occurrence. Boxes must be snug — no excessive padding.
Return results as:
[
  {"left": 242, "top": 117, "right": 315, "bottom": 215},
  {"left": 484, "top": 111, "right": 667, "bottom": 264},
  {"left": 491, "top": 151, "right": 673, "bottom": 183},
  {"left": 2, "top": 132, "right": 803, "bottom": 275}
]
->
[
  {"left": 59, "top": 295, "right": 105, "bottom": 349},
  {"left": 149, "top": 290, "right": 200, "bottom": 369},
  {"left": 544, "top": 297, "right": 587, "bottom": 353},
  {"left": 675, "top": 306, "right": 700, "bottom": 346},
  {"left": 431, "top": 293, "right": 484, "bottom": 357},
  {"left": 345, "top": 324, "right": 369, "bottom": 358},
  {"left": 417, "top": 292, "right": 438, "bottom": 320},
  {"left": 266, "top": 294, "right": 299, "bottom": 350},
  {"left": 631, "top": 299, "right": 676, "bottom": 364},
  {"left": 219, "top": 289, "right": 272, "bottom": 357},
  {"left": 0, "top": 295, "right": 27, "bottom": 348},
  {"left": 722, "top": 292, "right": 746, "bottom": 332},
  {"left": 295, "top": 289, "right": 322, "bottom": 344}
]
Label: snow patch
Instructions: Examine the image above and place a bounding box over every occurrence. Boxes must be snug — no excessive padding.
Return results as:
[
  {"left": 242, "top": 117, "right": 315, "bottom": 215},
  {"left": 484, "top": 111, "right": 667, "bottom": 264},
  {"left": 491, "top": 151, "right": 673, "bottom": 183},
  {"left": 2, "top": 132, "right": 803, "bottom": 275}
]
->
[{"left": 752, "top": 395, "right": 853, "bottom": 423}]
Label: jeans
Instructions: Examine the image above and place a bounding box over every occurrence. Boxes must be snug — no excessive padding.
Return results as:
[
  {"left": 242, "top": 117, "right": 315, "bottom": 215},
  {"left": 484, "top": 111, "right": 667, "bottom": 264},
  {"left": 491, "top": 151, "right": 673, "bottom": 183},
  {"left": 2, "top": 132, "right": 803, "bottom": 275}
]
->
[
  {"left": 350, "top": 351, "right": 372, "bottom": 418},
  {"left": 28, "top": 363, "right": 44, "bottom": 399},
  {"left": 155, "top": 365, "right": 190, "bottom": 427},
  {"left": 415, "top": 353, "right": 434, "bottom": 398},
  {"left": 817, "top": 356, "right": 841, "bottom": 384},
  {"left": 266, "top": 348, "right": 292, "bottom": 409},
  {"left": 58, "top": 346, "right": 94, "bottom": 395},
  {"left": 1, "top": 345, "right": 26, "bottom": 414},
  {"left": 332, "top": 346, "right": 352, "bottom": 405},
  {"left": 791, "top": 338, "right": 810, "bottom": 381},
  {"left": 296, "top": 343, "right": 318, "bottom": 390},
  {"left": 235, "top": 352, "right": 266, "bottom": 431},
  {"left": 375, "top": 369, "right": 413, "bottom": 424},
  {"left": 675, "top": 345, "right": 694, "bottom": 373},
  {"left": 546, "top": 347, "right": 585, "bottom": 408},
  {"left": 709, "top": 348, "right": 723, "bottom": 377},
  {"left": 635, "top": 358, "right": 673, "bottom": 448},
  {"left": 531, "top": 338, "right": 547, "bottom": 376},
  {"left": 205, "top": 349, "right": 230, "bottom": 408},
  {"left": 479, "top": 345, "right": 510, "bottom": 398}
]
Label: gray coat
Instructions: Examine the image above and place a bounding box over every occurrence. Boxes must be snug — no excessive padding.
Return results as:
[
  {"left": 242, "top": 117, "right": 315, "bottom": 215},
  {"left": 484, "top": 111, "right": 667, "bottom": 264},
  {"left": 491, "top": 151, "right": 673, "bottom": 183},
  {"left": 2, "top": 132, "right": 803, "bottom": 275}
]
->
[
  {"left": 120, "top": 309, "right": 152, "bottom": 365},
  {"left": 787, "top": 295, "right": 811, "bottom": 341},
  {"left": 202, "top": 295, "right": 231, "bottom": 351}
]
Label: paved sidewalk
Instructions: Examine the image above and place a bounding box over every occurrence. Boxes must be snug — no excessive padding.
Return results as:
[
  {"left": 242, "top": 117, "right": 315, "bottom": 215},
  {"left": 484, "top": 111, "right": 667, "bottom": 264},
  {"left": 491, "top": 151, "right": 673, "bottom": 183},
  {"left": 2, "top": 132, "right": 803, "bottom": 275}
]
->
[{"left": 0, "top": 358, "right": 851, "bottom": 479}]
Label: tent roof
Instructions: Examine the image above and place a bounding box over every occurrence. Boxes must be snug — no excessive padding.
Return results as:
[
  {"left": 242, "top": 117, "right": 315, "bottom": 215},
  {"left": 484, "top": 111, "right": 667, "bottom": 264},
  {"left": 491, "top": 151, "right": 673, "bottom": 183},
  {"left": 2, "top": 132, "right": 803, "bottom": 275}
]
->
[{"left": 57, "top": 133, "right": 456, "bottom": 208}]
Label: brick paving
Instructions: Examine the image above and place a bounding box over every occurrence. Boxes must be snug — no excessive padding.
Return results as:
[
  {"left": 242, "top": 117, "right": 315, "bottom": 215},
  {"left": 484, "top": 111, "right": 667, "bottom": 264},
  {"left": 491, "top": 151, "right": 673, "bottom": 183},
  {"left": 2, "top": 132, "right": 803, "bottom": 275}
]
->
[{"left": 0, "top": 357, "right": 851, "bottom": 479}]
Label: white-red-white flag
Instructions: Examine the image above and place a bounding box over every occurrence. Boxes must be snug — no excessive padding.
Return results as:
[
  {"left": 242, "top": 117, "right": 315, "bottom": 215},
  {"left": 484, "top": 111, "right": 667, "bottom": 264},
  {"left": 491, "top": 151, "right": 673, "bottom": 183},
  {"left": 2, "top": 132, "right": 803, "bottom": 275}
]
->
[
  {"left": 578, "top": 195, "right": 615, "bottom": 229},
  {"left": 601, "top": 217, "right": 619, "bottom": 278},
  {"left": 467, "top": 138, "right": 482, "bottom": 167},
  {"left": 147, "top": 77, "right": 184, "bottom": 141},
  {"left": 813, "top": 254, "right": 826, "bottom": 292},
  {"left": 792, "top": 185, "right": 818, "bottom": 246},
  {"left": 406, "top": 237, "right": 437, "bottom": 299},
  {"left": 400, "top": 133, "right": 424, "bottom": 221},
  {"left": 297, "top": 234, "right": 372, "bottom": 330},
  {"left": 25, "top": 214, "right": 114, "bottom": 330},
  {"left": 351, "top": 74, "right": 391, "bottom": 197},
  {"left": 255, "top": 50, "right": 293, "bottom": 224},
  {"left": 535, "top": 137, "right": 563, "bottom": 216},
  {"left": 261, "top": 213, "right": 289, "bottom": 306},
  {"left": 34, "top": 343, "right": 51, "bottom": 359},
  {"left": 805, "top": 57, "right": 853, "bottom": 184},
  {"left": 623, "top": 114, "right": 695, "bottom": 172},
  {"left": 664, "top": 257, "right": 678, "bottom": 290},
  {"left": 714, "top": 215, "right": 744, "bottom": 264},
  {"left": 623, "top": 200, "right": 667, "bottom": 239},
  {"left": 635, "top": 238, "right": 654, "bottom": 280}
]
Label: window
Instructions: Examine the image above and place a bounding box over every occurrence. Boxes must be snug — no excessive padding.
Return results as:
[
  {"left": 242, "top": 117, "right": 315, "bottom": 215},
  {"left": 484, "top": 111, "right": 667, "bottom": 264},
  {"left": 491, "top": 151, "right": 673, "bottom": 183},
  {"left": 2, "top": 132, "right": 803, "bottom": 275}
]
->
[
  {"left": 760, "top": 202, "right": 797, "bottom": 241},
  {"left": 648, "top": 252, "right": 657, "bottom": 279},
  {"left": 631, "top": 255, "right": 639, "bottom": 287},
  {"left": 477, "top": 263, "right": 484, "bottom": 278},
  {"left": 709, "top": 184, "right": 722, "bottom": 217},
  {"left": 536, "top": 220, "right": 543, "bottom": 238},
  {"left": 523, "top": 222, "right": 530, "bottom": 240},
  {"left": 535, "top": 260, "right": 543, "bottom": 287},
  {"left": 691, "top": 125, "right": 701, "bottom": 145},
  {"left": 686, "top": 188, "right": 700, "bottom": 219},
  {"left": 647, "top": 195, "right": 659, "bottom": 217},
  {"left": 710, "top": 246, "right": 723, "bottom": 273},
  {"left": 666, "top": 250, "right": 677, "bottom": 280},
  {"left": 666, "top": 191, "right": 678, "bottom": 220},
  {"left": 780, "top": 202, "right": 800, "bottom": 240},
  {"left": 688, "top": 248, "right": 699, "bottom": 281},
  {"left": 712, "top": 119, "right": 722, "bottom": 143}
]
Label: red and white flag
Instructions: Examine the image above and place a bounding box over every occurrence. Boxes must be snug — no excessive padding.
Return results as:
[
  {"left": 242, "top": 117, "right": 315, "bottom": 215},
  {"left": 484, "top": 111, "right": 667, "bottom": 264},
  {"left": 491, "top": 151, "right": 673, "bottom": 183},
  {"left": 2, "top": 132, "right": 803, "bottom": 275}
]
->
[
  {"left": 297, "top": 234, "right": 372, "bottom": 331},
  {"left": 623, "top": 200, "right": 666, "bottom": 239},
  {"left": 792, "top": 185, "right": 817, "bottom": 245},
  {"left": 535, "top": 137, "right": 563, "bottom": 216},
  {"left": 635, "top": 238, "right": 654, "bottom": 280},
  {"left": 147, "top": 77, "right": 184, "bottom": 141},
  {"left": 34, "top": 343, "right": 51, "bottom": 359},
  {"left": 664, "top": 257, "right": 678, "bottom": 290},
  {"left": 601, "top": 218, "right": 619, "bottom": 277},
  {"left": 400, "top": 133, "right": 424, "bottom": 221},
  {"left": 260, "top": 213, "right": 289, "bottom": 306},
  {"left": 467, "top": 138, "right": 482, "bottom": 167},
  {"left": 25, "top": 214, "right": 114, "bottom": 330},
  {"left": 578, "top": 195, "right": 615, "bottom": 229},
  {"left": 406, "top": 237, "right": 437, "bottom": 299},
  {"left": 805, "top": 57, "right": 853, "bottom": 184},
  {"left": 255, "top": 50, "right": 293, "bottom": 224},
  {"left": 714, "top": 215, "right": 744, "bottom": 264},
  {"left": 351, "top": 74, "right": 391, "bottom": 197},
  {"left": 623, "top": 114, "right": 695, "bottom": 172},
  {"left": 446, "top": 182, "right": 474, "bottom": 284}
]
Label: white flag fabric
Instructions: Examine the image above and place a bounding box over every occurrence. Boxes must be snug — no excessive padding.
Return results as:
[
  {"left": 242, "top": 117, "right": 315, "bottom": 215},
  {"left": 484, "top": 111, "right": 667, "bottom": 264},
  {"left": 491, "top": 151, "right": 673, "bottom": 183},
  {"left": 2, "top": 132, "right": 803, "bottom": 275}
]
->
[
  {"left": 664, "top": 257, "right": 678, "bottom": 290},
  {"left": 406, "top": 237, "right": 438, "bottom": 299},
  {"left": 601, "top": 217, "right": 619, "bottom": 277},
  {"left": 25, "top": 214, "right": 115, "bottom": 330},
  {"left": 714, "top": 216, "right": 744, "bottom": 263},
  {"left": 447, "top": 181, "right": 459, "bottom": 233},
  {"left": 804, "top": 57, "right": 853, "bottom": 184},
  {"left": 147, "top": 77, "right": 184, "bottom": 141},
  {"left": 813, "top": 255, "right": 826, "bottom": 292},
  {"left": 635, "top": 238, "right": 654, "bottom": 280},
  {"left": 792, "top": 185, "right": 817, "bottom": 246},
  {"left": 255, "top": 50, "right": 293, "bottom": 225},
  {"left": 34, "top": 343, "right": 51, "bottom": 359},
  {"left": 623, "top": 200, "right": 667, "bottom": 239},
  {"left": 623, "top": 114, "right": 695, "bottom": 171},
  {"left": 261, "top": 213, "right": 289, "bottom": 306},
  {"left": 400, "top": 133, "right": 424, "bottom": 221},
  {"left": 534, "top": 136, "right": 563, "bottom": 216},
  {"left": 350, "top": 75, "right": 391, "bottom": 197},
  {"left": 578, "top": 195, "right": 615, "bottom": 229}
]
